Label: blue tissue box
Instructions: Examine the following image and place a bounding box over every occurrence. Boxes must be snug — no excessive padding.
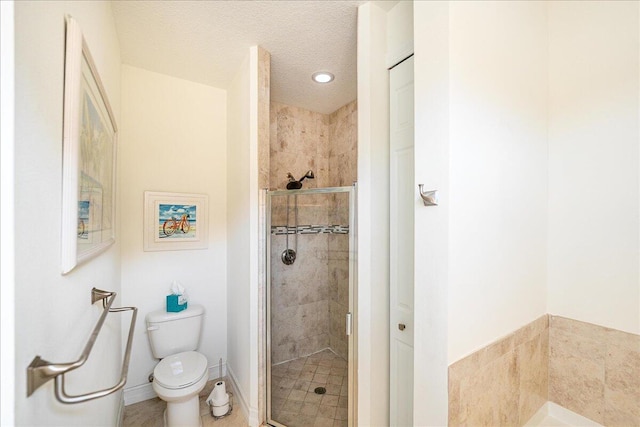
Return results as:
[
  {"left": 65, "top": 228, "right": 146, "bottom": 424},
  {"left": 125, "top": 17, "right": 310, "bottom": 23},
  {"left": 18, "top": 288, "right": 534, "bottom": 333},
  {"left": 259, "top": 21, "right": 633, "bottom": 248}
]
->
[{"left": 166, "top": 294, "right": 187, "bottom": 312}]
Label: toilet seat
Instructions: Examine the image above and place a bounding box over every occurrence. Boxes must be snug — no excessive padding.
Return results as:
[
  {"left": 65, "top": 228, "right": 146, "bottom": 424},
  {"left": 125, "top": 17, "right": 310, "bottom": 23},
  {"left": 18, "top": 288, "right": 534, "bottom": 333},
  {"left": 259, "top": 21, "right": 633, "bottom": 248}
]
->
[{"left": 154, "top": 351, "right": 207, "bottom": 390}]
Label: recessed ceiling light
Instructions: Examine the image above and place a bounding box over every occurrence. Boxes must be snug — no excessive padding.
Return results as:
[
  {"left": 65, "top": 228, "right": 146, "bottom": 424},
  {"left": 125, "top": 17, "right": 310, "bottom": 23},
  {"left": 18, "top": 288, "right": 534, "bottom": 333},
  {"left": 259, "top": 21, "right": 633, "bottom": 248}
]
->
[{"left": 312, "top": 72, "right": 334, "bottom": 84}]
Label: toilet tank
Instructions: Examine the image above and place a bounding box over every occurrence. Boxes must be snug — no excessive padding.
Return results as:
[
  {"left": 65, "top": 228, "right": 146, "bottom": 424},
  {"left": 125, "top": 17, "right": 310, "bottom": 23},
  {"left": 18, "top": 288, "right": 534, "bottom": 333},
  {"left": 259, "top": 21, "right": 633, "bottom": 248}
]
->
[{"left": 146, "top": 304, "right": 205, "bottom": 358}]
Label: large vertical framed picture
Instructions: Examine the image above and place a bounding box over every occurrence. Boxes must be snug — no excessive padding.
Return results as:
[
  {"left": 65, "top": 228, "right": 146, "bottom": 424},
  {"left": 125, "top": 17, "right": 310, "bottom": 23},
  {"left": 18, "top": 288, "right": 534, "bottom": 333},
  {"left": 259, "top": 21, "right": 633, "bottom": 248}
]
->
[
  {"left": 143, "top": 192, "right": 209, "bottom": 251},
  {"left": 61, "top": 16, "right": 117, "bottom": 274}
]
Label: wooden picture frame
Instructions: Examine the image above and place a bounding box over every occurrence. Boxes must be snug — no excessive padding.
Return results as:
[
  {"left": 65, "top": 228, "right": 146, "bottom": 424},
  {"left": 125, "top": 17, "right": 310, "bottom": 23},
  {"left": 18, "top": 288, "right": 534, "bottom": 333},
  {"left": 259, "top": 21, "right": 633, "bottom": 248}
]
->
[
  {"left": 143, "top": 192, "right": 209, "bottom": 252},
  {"left": 61, "top": 16, "right": 117, "bottom": 274}
]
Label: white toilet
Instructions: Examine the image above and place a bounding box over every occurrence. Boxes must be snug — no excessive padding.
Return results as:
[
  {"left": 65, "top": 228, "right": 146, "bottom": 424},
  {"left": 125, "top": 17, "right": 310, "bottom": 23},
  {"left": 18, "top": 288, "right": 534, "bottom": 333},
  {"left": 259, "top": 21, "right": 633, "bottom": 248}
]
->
[{"left": 146, "top": 304, "right": 208, "bottom": 427}]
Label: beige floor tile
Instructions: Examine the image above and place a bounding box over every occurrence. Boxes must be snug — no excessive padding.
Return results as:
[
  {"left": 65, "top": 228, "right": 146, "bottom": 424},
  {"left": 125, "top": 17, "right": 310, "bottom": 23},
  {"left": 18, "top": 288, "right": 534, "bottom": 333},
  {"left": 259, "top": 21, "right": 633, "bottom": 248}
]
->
[
  {"left": 124, "top": 379, "right": 245, "bottom": 427},
  {"left": 122, "top": 397, "right": 164, "bottom": 427},
  {"left": 201, "top": 407, "right": 248, "bottom": 427}
]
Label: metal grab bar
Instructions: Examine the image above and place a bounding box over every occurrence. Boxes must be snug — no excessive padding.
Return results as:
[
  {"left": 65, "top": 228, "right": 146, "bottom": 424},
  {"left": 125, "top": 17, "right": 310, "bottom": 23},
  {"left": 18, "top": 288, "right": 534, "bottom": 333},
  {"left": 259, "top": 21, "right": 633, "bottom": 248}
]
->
[{"left": 27, "top": 288, "right": 137, "bottom": 404}]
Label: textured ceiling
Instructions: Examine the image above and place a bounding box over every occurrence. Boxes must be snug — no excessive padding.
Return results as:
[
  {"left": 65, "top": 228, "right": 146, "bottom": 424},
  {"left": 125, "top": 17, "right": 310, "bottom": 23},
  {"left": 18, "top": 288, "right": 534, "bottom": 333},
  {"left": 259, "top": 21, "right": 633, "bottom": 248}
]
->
[{"left": 111, "top": 1, "right": 370, "bottom": 114}]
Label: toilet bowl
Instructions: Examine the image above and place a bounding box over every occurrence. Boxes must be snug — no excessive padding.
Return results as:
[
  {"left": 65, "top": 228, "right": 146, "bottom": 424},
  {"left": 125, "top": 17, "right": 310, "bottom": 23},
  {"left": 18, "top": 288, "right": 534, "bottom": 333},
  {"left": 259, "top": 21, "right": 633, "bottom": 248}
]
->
[
  {"left": 146, "top": 304, "right": 207, "bottom": 427},
  {"left": 152, "top": 351, "right": 208, "bottom": 427}
]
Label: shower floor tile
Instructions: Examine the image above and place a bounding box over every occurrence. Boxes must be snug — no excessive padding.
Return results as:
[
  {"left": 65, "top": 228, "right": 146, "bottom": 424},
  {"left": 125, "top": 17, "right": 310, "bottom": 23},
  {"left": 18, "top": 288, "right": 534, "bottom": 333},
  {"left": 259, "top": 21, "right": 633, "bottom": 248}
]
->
[{"left": 270, "top": 349, "right": 348, "bottom": 427}]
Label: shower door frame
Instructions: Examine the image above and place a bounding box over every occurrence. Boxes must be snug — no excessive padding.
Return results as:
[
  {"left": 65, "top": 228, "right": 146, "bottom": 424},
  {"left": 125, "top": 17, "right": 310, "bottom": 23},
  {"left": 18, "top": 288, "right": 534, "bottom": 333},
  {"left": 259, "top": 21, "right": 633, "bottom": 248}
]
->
[{"left": 265, "top": 185, "right": 357, "bottom": 427}]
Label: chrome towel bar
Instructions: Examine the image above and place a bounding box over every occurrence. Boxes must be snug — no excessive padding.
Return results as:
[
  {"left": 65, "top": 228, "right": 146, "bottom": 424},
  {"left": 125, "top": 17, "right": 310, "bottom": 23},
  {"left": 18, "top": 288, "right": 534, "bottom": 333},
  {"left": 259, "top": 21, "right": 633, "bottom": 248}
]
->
[{"left": 27, "top": 288, "right": 137, "bottom": 404}]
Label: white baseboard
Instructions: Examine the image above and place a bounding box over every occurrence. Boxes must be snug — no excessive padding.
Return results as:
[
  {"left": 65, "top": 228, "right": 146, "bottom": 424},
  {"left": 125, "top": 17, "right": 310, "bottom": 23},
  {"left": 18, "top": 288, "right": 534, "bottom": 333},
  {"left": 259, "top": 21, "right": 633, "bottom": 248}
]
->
[
  {"left": 124, "top": 363, "right": 227, "bottom": 406},
  {"left": 226, "top": 365, "right": 259, "bottom": 426},
  {"left": 207, "top": 363, "right": 228, "bottom": 382},
  {"left": 225, "top": 365, "right": 248, "bottom": 420},
  {"left": 123, "top": 382, "right": 157, "bottom": 406}
]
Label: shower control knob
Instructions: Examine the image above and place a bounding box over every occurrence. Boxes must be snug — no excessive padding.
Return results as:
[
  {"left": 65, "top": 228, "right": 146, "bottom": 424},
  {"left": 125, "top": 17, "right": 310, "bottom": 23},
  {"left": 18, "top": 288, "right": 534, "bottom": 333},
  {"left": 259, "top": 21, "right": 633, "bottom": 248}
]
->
[{"left": 398, "top": 323, "right": 406, "bottom": 331}]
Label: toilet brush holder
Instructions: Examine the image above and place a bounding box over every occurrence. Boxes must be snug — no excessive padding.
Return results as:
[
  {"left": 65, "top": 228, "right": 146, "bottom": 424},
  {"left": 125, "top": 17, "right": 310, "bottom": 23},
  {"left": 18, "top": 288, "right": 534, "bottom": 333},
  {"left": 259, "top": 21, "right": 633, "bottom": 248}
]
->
[{"left": 207, "top": 392, "right": 233, "bottom": 420}]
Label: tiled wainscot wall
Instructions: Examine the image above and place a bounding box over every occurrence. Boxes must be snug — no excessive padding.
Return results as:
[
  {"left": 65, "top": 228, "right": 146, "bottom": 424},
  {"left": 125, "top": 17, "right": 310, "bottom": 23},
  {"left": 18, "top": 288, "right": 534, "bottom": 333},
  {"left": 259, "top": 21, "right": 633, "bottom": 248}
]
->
[{"left": 449, "top": 315, "right": 640, "bottom": 426}]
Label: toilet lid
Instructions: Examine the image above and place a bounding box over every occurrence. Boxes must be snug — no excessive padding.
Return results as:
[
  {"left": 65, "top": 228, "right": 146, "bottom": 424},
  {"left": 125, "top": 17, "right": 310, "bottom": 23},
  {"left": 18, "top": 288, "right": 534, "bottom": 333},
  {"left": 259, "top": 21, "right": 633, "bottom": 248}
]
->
[{"left": 154, "top": 351, "right": 207, "bottom": 390}]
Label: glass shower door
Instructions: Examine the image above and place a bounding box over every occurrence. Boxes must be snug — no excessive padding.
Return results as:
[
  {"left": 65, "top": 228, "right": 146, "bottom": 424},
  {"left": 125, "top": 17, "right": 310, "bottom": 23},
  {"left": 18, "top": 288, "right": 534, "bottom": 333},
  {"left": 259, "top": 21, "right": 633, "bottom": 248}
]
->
[{"left": 266, "top": 186, "right": 355, "bottom": 427}]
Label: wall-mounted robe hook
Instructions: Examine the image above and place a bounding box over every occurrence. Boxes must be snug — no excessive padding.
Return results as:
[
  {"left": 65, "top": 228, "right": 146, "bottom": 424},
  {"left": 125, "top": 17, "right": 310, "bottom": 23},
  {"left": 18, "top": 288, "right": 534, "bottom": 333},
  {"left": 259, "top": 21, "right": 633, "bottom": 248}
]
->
[{"left": 418, "top": 184, "right": 438, "bottom": 206}]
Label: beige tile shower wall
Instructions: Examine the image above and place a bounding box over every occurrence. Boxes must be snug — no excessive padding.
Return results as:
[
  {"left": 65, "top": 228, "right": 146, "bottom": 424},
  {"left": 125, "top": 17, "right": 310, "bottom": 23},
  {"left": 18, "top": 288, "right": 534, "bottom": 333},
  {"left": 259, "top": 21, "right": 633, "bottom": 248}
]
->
[
  {"left": 448, "top": 315, "right": 549, "bottom": 426},
  {"left": 328, "top": 192, "right": 351, "bottom": 360},
  {"left": 269, "top": 100, "right": 357, "bottom": 190},
  {"left": 269, "top": 100, "right": 357, "bottom": 364},
  {"left": 329, "top": 101, "right": 357, "bottom": 187},
  {"left": 270, "top": 231, "right": 330, "bottom": 364},
  {"left": 269, "top": 191, "right": 350, "bottom": 364},
  {"left": 549, "top": 316, "right": 640, "bottom": 426},
  {"left": 258, "top": 48, "right": 270, "bottom": 189},
  {"left": 270, "top": 102, "right": 329, "bottom": 190},
  {"left": 328, "top": 236, "right": 349, "bottom": 360},
  {"left": 270, "top": 195, "right": 329, "bottom": 230},
  {"left": 327, "top": 102, "right": 356, "bottom": 360}
]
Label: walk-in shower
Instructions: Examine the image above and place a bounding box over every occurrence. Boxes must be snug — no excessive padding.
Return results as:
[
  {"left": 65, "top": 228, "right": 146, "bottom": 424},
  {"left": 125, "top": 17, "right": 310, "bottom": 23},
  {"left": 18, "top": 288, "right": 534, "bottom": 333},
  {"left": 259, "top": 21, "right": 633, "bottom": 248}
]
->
[{"left": 266, "top": 185, "right": 356, "bottom": 427}]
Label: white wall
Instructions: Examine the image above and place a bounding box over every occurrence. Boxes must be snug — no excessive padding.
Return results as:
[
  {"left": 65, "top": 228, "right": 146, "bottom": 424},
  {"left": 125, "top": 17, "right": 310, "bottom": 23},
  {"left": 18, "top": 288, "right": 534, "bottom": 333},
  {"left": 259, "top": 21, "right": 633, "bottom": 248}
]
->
[
  {"left": 119, "top": 65, "right": 228, "bottom": 402},
  {"left": 386, "top": 0, "right": 413, "bottom": 68},
  {"left": 412, "top": 1, "right": 451, "bottom": 424},
  {"left": 1, "top": 1, "right": 15, "bottom": 425},
  {"left": 446, "top": 1, "right": 549, "bottom": 363},
  {"left": 392, "top": 1, "right": 639, "bottom": 423},
  {"left": 412, "top": 0, "right": 639, "bottom": 358},
  {"left": 547, "top": 1, "right": 640, "bottom": 334},
  {"left": 226, "top": 47, "right": 260, "bottom": 426},
  {"left": 412, "top": 1, "right": 548, "bottom": 422},
  {"left": 357, "top": 3, "right": 390, "bottom": 425},
  {"left": 14, "top": 2, "right": 123, "bottom": 424}
]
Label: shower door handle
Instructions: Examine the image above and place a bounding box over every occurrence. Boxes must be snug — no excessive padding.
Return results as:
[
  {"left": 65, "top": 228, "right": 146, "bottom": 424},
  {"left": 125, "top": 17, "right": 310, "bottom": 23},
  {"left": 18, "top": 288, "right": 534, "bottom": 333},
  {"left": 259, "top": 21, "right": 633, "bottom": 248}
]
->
[{"left": 346, "top": 312, "right": 352, "bottom": 336}]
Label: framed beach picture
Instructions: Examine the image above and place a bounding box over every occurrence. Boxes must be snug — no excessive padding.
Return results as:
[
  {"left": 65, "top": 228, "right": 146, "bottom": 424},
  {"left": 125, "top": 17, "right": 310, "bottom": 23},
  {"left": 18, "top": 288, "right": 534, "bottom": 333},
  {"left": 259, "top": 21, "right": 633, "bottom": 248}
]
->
[
  {"left": 143, "top": 192, "right": 209, "bottom": 251},
  {"left": 61, "top": 16, "right": 117, "bottom": 274}
]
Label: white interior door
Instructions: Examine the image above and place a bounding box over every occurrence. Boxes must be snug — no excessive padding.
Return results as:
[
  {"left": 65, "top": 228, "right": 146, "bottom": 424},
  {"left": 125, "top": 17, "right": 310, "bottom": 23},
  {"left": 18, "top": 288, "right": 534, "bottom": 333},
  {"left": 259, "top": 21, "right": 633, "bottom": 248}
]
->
[{"left": 389, "top": 55, "right": 414, "bottom": 427}]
